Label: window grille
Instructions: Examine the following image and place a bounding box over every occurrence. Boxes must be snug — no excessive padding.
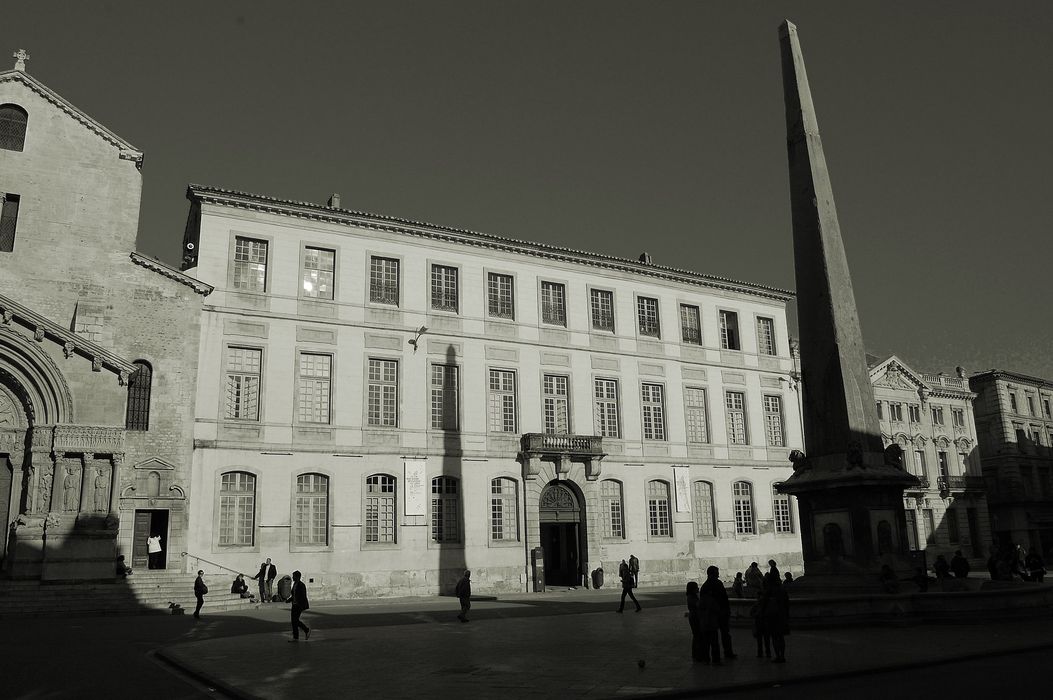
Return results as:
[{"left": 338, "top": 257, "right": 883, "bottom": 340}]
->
[
  {"left": 369, "top": 256, "right": 400, "bottom": 305},
  {"left": 540, "top": 281, "right": 566, "bottom": 326},
  {"left": 431, "top": 265, "right": 458, "bottom": 312},
  {"left": 637, "top": 297, "right": 660, "bottom": 337},
  {"left": 487, "top": 273, "right": 514, "bottom": 319},
  {"left": 225, "top": 347, "right": 262, "bottom": 420},
  {"left": 680, "top": 304, "right": 702, "bottom": 344},
  {"left": 0, "top": 105, "right": 28, "bottom": 151},
  {"left": 125, "top": 361, "right": 152, "bottom": 431},
  {"left": 233, "top": 237, "right": 268, "bottom": 292},
  {"left": 590, "top": 289, "right": 615, "bottom": 331}
]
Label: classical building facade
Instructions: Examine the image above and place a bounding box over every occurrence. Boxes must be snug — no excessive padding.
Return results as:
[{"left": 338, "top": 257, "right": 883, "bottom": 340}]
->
[
  {"left": 180, "top": 185, "right": 804, "bottom": 598},
  {"left": 970, "top": 370, "right": 1053, "bottom": 560},
  {"left": 0, "top": 58, "right": 210, "bottom": 580},
  {"left": 869, "top": 357, "right": 990, "bottom": 566}
]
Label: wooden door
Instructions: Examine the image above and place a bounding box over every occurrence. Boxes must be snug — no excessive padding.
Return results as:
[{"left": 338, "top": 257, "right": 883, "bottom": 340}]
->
[{"left": 131, "top": 510, "right": 151, "bottom": 568}]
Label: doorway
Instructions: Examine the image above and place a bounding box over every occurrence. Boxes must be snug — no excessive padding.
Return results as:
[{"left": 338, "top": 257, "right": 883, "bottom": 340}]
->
[
  {"left": 132, "top": 509, "right": 169, "bottom": 569},
  {"left": 538, "top": 481, "right": 586, "bottom": 587}
]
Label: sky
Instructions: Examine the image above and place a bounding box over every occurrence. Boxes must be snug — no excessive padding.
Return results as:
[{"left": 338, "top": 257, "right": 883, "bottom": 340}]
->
[{"left": 6, "top": 1, "right": 1053, "bottom": 380}]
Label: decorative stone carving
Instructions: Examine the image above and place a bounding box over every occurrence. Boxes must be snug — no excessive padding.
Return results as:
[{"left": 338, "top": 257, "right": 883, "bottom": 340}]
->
[
  {"left": 63, "top": 341, "right": 75, "bottom": 359},
  {"left": 1, "top": 308, "right": 12, "bottom": 324},
  {"left": 33, "top": 327, "right": 44, "bottom": 342},
  {"left": 39, "top": 469, "right": 53, "bottom": 514},
  {"left": 119, "top": 370, "right": 130, "bottom": 386},
  {"left": 63, "top": 465, "right": 81, "bottom": 511},
  {"left": 789, "top": 449, "right": 810, "bottom": 472},
  {"left": 53, "top": 425, "right": 125, "bottom": 453},
  {"left": 93, "top": 468, "right": 109, "bottom": 512},
  {"left": 91, "top": 357, "right": 102, "bottom": 372},
  {"left": 539, "top": 483, "right": 578, "bottom": 511}
]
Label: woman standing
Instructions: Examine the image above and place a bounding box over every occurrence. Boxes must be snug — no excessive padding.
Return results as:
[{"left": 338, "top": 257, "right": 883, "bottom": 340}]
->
[
  {"left": 759, "top": 572, "right": 790, "bottom": 663},
  {"left": 685, "top": 581, "right": 704, "bottom": 662}
]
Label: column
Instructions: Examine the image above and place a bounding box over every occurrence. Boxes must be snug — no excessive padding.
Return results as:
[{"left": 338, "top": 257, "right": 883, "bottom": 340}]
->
[
  {"left": 108, "top": 454, "right": 123, "bottom": 516},
  {"left": 29, "top": 449, "right": 51, "bottom": 514},
  {"left": 47, "top": 453, "right": 64, "bottom": 513},
  {"left": 79, "top": 453, "right": 94, "bottom": 514}
]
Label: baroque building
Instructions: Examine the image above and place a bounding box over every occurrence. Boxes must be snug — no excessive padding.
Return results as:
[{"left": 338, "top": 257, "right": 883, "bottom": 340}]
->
[
  {"left": 0, "top": 56, "right": 211, "bottom": 580},
  {"left": 180, "top": 186, "right": 805, "bottom": 598},
  {"left": 969, "top": 369, "right": 1053, "bottom": 561},
  {"left": 868, "top": 357, "right": 990, "bottom": 567}
]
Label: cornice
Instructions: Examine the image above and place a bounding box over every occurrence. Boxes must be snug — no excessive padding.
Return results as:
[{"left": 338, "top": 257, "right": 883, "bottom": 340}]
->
[
  {"left": 187, "top": 184, "right": 795, "bottom": 303},
  {"left": 972, "top": 369, "right": 1053, "bottom": 390},
  {"left": 129, "top": 252, "right": 213, "bottom": 296}
]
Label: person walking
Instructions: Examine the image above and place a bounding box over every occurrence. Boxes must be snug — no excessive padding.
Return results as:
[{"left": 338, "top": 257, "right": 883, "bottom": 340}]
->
[
  {"left": 685, "top": 581, "right": 704, "bottom": 663},
  {"left": 289, "top": 570, "right": 311, "bottom": 641},
  {"left": 193, "top": 570, "right": 208, "bottom": 619},
  {"left": 696, "top": 575, "right": 722, "bottom": 664},
  {"left": 950, "top": 550, "right": 970, "bottom": 579},
  {"left": 744, "top": 562, "right": 764, "bottom": 594},
  {"left": 616, "top": 559, "right": 641, "bottom": 613},
  {"left": 700, "top": 565, "right": 736, "bottom": 660},
  {"left": 759, "top": 571, "right": 790, "bottom": 663},
  {"left": 147, "top": 534, "right": 163, "bottom": 569},
  {"left": 628, "top": 554, "right": 640, "bottom": 588},
  {"left": 455, "top": 570, "right": 472, "bottom": 622}
]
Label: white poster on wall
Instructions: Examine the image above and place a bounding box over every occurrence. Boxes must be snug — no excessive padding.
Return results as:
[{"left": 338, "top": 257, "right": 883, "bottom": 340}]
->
[
  {"left": 404, "top": 459, "right": 427, "bottom": 516},
  {"left": 673, "top": 466, "right": 691, "bottom": 513}
]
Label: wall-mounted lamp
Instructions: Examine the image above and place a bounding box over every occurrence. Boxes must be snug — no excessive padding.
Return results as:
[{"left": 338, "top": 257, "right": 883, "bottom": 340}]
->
[{"left": 408, "top": 325, "right": 428, "bottom": 352}]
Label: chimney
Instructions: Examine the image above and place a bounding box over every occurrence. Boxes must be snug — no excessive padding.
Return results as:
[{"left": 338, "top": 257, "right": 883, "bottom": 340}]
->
[
  {"left": 327, "top": 193, "right": 341, "bottom": 208},
  {"left": 638, "top": 252, "right": 653, "bottom": 264}
]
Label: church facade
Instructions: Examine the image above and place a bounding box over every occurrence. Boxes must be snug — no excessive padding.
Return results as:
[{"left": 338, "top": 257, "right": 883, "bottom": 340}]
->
[{"left": 180, "top": 185, "right": 804, "bottom": 598}]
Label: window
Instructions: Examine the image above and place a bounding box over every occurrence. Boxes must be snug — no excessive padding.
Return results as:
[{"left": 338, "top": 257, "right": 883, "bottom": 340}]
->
[
  {"left": 364, "top": 474, "right": 396, "bottom": 543},
  {"left": 1026, "top": 395, "right": 1036, "bottom": 416},
  {"left": 430, "top": 264, "right": 458, "bottom": 312},
  {"left": 692, "top": 481, "right": 716, "bottom": 538},
  {"left": 0, "top": 193, "right": 19, "bottom": 253},
  {"left": 125, "top": 360, "right": 152, "bottom": 431},
  {"left": 773, "top": 484, "right": 793, "bottom": 533},
  {"left": 297, "top": 353, "right": 332, "bottom": 424},
  {"left": 0, "top": 104, "right": 28, "bottom": 152},
  {"left": 430, "top": 364, "right": 459, "bottom": 430},
  {"left": 1044, "top": 399, "right": 1051, "bottom": 418},
  {"left": 931, "top": 406, "right": 945, "bottom": 426},
  {"left": 764, "top": 395, "right": 784, "bottom": 447},
  {"left": 637, "top": 296, "right": 660, "bottom": 338},
  {"left": 647, "top": 480, "right": 672, "bottom": 537},
  {"left": 876, "top": 402, "right": 884, "bottom": 420},
  {"left": 488, "top": 369, "right": 517, "bottom": 433},
  {"left": 430, "top": 476, "right": 460, "bottom": 543},
  {"left": 952, "top": 408, "right": 965, "bottom": 428},
  {"left": 938, "top": 451, "right": 950, "bottom": 480},
  {"left": 641, "top": 383, "right": 666, "bottom": 440},
  {"left": 369, "top": 256, "right": 399, "bottom": 305},
  {"left": 601, "top": 480, "right": 624, "bottom": 539},
  {"left": 757, "top": 317, "right": 776, "bottom": 355},
  {"left": 680, "top": 304, "right": 702, "bottom": 345},
  {"left": 914, "top": 449, "right": 927, "bottom": 478},
  {"left": 232, "top": 237, "right": 268, "bottom": 292},
  {"left": 889, "top": 402, "right": 903, "bottom": 422},
  {"left": 487, "top": 273, "right": 514, "bottom": 319},
  {"left": 725, "top": 391, "right": 747, "bottom": 445},
  {"left": 540, "top": 281, "right": 567, "bottom": 326},
  {"left": 923, "top": 508, "right": 936, "bottom": 545},
  {"left": 1009, "top": 393, "right": 1018, "bottom": 413},
  {"left": 294, "top": 474, "right": 329, "bottom": 545},
  {"left": 594, "top": 378, "right": 620, "bottom": 438},
  {"left": 590, "top": 289, "right": 615, "bottom": 332},
  {"left": 225, "top": 347, "right": 262, "bottom": 420},
  {"left": 959, "top": 451, "right": 970, "bottom": 471},
  {"left": 905, "top": 510, "right": 919, "bottom": 550},
  {"left": 367, "top": 358, "right": 398, "bottom": 427},
  {"left": 684, "top": 387, "right": 709, "bottom": 443},
  {"left": 719, "top": 310, "right": 740, "bottom": 350},
  {"left": 543, "top": 374, "right": 570, "bottom": 434},
  {"left": 908, "top": 404, "right": 922, "bottom": 423},
  {"left": 302, "top": 247, "right": 335, "bottom": 299},
  {"left": 219, "top": 472, "right": 255, "bottom": 546},
  {"left": 490, "top": 478, "right": 519, "bottom": 541},
  {"left": 733, "top": 481, "right": 755, "bottom": 534}
]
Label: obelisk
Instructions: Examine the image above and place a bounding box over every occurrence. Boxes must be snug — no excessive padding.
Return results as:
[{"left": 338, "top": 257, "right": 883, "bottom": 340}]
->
[{"left": 777, "top": 21, "right": 918, "bottom": 590}]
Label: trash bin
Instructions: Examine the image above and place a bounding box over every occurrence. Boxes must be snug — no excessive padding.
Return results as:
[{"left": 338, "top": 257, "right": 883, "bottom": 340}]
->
[
  {"left": 276, "top": 574, "right": 293, "bottom": 602},
  {"left": 591, "top": 567, "right": 604, "bottom": 589}
]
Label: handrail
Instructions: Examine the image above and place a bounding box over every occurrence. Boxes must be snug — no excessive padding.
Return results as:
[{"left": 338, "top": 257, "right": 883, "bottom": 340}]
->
[{"left": 181, "top": 551, "right": 245, "bottom": 578}]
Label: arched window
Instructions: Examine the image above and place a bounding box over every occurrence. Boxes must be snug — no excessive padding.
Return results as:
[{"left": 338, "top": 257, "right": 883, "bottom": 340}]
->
[
  {"left": 0, "top": 105, "right": 28, "bottom": 152},
  {"left": 365, "top": 474, "right": 396, "bottom": 543},
  {"left": 733, "top": 481, "right": 755, "bottom": 534},
  {"left": 490, "top": 477, "right": 519, "bottom": 541},
  {"left": 430, "top": 476, "right": 460, "bottom": 543},
  {"left": 646, "top": 480, "right": 672, "bottom": 537},
  {"left": 294, "top": 474, "right": 329, "bottom": 545},
  {"left": 600, "top": 479, "right": 624, "bottom": 539},
  {"left": 219, "top": 472, "right": 256, "bottom": 546},
  {"left": 125, "top": 361, "right": 152, "bottom": 430},
  {"left": 772, "top": 483, "right": 793, "bottom": 533},
  {"left": 693, "top": 481, "right": 716, "bottom": 538}
]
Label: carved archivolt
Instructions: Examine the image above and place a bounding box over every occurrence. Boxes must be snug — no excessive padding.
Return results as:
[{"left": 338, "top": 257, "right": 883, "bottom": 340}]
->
[
  {"left": 52, "top": 425, "right": 125, "bottom": 454},
  {"left": 0, "top": 326, "right": 75, "bottom": 423},
  {"left": 539, "top": 483, "right": 579, "bottom": 512}
]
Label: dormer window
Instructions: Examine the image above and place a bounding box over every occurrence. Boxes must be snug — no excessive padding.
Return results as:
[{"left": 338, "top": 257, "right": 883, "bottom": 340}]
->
[{"left": 0, "top": 104, "right": 28, "bottom": 151}]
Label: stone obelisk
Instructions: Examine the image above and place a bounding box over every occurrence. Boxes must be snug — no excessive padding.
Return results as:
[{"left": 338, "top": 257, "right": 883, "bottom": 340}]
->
[{"left": 777, "top": 21, "right": 918, "bottom": 590}]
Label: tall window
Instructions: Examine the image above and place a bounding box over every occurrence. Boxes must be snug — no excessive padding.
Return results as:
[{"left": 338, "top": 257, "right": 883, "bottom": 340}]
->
[
  {"left": 876, "top": 402, "right": 884, "bottom": 420},
  {"left": 952, "top": 408, "right": 965, "bottom": 428},
  {"left": 219, "top": 472, "right": 255, "bottom": 546},
  {"left": 931, "top": 406, "right": 945, "bottom": 426},
  {"left": 125, "top": 360, "right": 152, "bottom": 431},
  {"left": 923, "top": 508, "right": 936, "bottom": 545},
  {"left": 1009, "top": 393, "right": 1018, "bottom": 412},
  {"left": 719, "top": 310, "right": 740, "bottom": 350},
  {"left": 773, "top": 484, "right": 793, "bottom": 533},
  {"left": 763, "top": 395, "right": 784, "bottom": 447},
  {"left": 914, "top": 449, "right": 927, "bottom": 478},
  {"left": 225, "top": 347, "right": 262, "bottom": 420},
  {"left": 647, "top": 480, "right": 672, "bottom": 537},
  {"left": 297, "top": 353, "right": 332, "bottom": 424},
  {"left": 488, "top": 369, "right": 517, "bottom": 433},
  {"left": 431, "top": 264, "right": 458, "bottom": 312},
  {"left": 1026, "top": 395, "right": 1036, "bottom": 415},
  {"left": 908, "top": 404, "right": 922, "bottom": 423},
  {"left": 540, "top": 281, "right": 567, "bottom": 326},
  {"left": 938, "top": 451, "right": 950, "bottom": 480},
  {"left": 590, "top": 289, "right": 615, "bottom": 331},
  {"left": 294, "top": 474, "right": 329, "bottom": 545},
  {"left": 594, "top": 378, "right": 620, "bottom": 438},
  {"left": 757, "top": 317, "right": 776, "bottom": 355},
  {"left": 641, "top": 383, "right": 666, "bottom": 440},
  {"left": 232, "top": 237, "right": 268, "bottom": 292},
  {"left": 733, "top": 481, "right": 755, "bottom": 534},
  {"left": 365, "top": 475, "right": 396, "bottom": 543},
  {"left": 430, "top": 476, "right": 460, "bottom": 543},
  {"left": 889, "top": 402, "right": 903, "bottom": 422},
  {"left": 692, "top": 481, "right": 716, "bottom": 537},
  {"left": 367, "top": 358, "right": 398, "bottom": 427},
  {"left": 680, "top": 304, "right": 702, "bottom": 344},
  {"left": 430, "top": 364, "right": 459, "bottom": 430},
  {"left": 302, "top": 247, "right": 335, "bottom": 299},
  {"left": 543, "top": 374, "right": 570, "bottom": 434},
  {"left": 369, "top": 256, "right": 400, "bottom": 305},
  {"left": 0, "top": 193, "right": 19, "bottom": 253},
  {"left": 905, "top": 510, "right": 919, "bottom": 550},
  {"left": 725, "top": 391, "right": 747, "bottom": 445},
  {"left": 487, "top": 272, "right": 515, "bottom": 319},
  {"left": 1044, "top": 399, "right": 1051, "bottom": 418},
  {"left": 601, "top": 480, "right": 624, "bottom": 539},
  {"left": 490, "top": 478, "right": 519, "bottom": 541},
  {"left": 684, "top": 387, "right": 709, "bottom": 443},
  {"left": 0, "top": 104, "right": 28, "bottom": 152},
  {"left": 637, "top": 296, "right": 660, "bottom": 338}
]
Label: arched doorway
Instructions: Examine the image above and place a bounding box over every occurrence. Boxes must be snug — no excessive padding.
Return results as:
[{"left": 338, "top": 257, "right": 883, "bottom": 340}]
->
[
  {"left": 539, "top": 481, "right": 587, "bottom": 587},
  {"left": 0, "top": 380, "right": 30, "bottom": 565}
]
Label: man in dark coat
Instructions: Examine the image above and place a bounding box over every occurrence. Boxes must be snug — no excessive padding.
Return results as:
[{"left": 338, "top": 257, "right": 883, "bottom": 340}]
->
[
  {"left": 289, "top": 570, "right": 311, "bottom": 641},
  {"left": 628, "top": 554, "right": 640, "bottom": 587},
  {"left": 193, "top": 570, "right": 208, "bottom": 619},
  {"left": 950, "top": 550, "right": 970, "bottom": 578},
  {"left": 616, "top": 559, "right": 642, "bottom": 613},
  {"left": 700, "top": 565, "right": 736, "bottom": 660},
  {"left": 455, "top": 570, "right": 472, "bottom": 622},
  {"left": 253, "top": 559, "right": 277, "bottom": 602}
]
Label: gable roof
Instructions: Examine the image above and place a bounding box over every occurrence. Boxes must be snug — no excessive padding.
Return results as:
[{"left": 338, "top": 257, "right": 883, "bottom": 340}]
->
[
  {"left": 129, "top": 252, "right": 213, "bottom": 296},
  {"left": 868, "top": 355, "right": 928, "bottom": 391}
]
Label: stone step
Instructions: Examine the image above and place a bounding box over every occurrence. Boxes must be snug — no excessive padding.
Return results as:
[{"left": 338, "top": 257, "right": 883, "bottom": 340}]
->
[{"left": 0, "top": 595, "right": 257, "bottom": 617}]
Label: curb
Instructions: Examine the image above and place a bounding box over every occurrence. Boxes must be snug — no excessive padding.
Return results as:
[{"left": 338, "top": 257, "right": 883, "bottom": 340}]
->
[{"left": 154, "top": 648, "right": 259, "bottom": 700}]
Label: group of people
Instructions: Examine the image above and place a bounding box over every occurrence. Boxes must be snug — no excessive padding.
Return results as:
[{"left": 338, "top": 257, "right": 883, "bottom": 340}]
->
[
  {"left": 685, "top": 560, "right": 789, "bottom": 665},
  {"left": 193, "top": 566, "right": 313, "bottom": 641},
  {"left": 987, "top": 545, "right": 1046, "bottom": 583}
]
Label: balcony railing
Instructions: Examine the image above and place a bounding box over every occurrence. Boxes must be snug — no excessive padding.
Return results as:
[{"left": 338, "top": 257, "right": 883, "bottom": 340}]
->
[
  {"left": 520, "top": 433, "right": 604, "bottom": 455},
  {"left": 922, "top": 373, "right": 967, "bottom": 390}
]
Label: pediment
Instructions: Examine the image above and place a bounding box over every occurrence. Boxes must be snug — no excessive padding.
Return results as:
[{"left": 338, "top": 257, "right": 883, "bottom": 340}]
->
[
  {"left": 133, "top": 457, "right": 178, "bottom": 471},
  {"left": 870, "top": 355, "right": 927, "bottom": 392}
]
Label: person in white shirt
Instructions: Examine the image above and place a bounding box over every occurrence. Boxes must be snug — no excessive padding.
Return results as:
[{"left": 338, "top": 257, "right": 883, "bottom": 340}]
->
[{"left": 147, "top": 534, "right": 163, "bottom": 569}]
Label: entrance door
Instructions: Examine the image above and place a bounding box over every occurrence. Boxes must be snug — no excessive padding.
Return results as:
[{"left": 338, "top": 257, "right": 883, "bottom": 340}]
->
[
  {"left": 132, "top": 509, "right": 169, "bottom": 569},
  {"left": 538, "top": 482, "right": 585, "bottom": 587}
]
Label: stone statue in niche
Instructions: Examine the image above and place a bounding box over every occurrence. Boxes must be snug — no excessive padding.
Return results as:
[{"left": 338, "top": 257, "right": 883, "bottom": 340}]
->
[
  {"left": 94, "top": 468, "right": 109, "bottom": 512},
  {"left": 63, "top": 466, "right": 80, "bottom": 511},
  {"left": 39, "top": 469, "right": 53, "bottom": 514}
]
